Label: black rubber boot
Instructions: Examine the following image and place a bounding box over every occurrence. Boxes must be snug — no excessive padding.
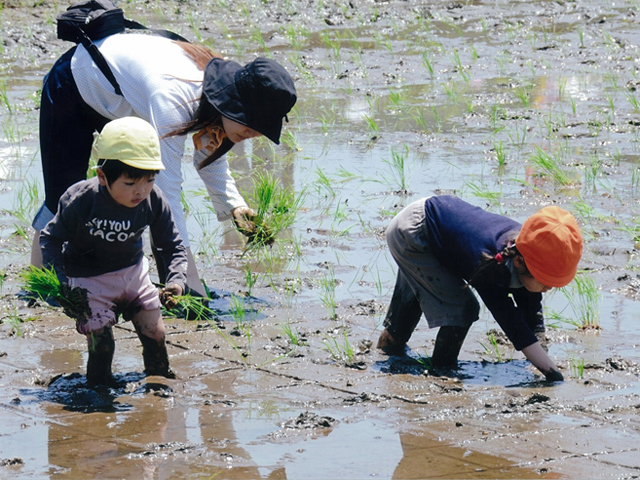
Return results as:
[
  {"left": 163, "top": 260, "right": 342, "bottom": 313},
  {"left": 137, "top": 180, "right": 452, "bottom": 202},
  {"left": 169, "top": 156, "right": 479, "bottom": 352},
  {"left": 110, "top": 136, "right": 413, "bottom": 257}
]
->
[
  {"left": 430, "top": 325, "right": 471, "bottom": 368},
  {"left": 86, "top": 328, "right": 117, "bottom": 387},
  {"left": 381, "top": 271, "right": 423, "bottom": 353},
  {"left": 139, "top": 334, "right": 176, "bottom": 379}
]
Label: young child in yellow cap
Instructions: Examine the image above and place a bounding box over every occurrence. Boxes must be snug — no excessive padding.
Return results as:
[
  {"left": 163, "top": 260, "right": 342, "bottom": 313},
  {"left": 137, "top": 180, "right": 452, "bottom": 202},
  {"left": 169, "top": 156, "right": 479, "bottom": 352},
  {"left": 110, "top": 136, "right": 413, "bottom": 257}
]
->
[
  {"left": 40, "top": 117, "right": 188, "bottom": 387},
  {"left": 377, "top": 195, "right": 583, "bottom": 381}
]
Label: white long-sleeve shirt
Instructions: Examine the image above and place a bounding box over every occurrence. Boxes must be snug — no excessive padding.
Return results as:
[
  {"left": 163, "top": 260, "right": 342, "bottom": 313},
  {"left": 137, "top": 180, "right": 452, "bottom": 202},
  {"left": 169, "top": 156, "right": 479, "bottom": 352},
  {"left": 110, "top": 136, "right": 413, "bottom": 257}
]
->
[{"left": 70, "top": 33, "right": 247, "bottom": 246}]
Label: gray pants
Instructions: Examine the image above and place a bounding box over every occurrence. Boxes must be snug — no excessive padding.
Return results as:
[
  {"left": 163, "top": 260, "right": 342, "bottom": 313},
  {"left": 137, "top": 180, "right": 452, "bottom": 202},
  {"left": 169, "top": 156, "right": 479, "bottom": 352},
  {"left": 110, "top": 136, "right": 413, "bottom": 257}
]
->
[{"left": 383, "top": 199, "right": 480, "bottom": 344}]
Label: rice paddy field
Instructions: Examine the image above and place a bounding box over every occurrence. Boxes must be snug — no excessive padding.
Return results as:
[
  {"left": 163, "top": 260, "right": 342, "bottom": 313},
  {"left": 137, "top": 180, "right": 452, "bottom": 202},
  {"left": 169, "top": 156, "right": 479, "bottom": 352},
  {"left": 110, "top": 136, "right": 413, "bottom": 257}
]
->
[{"left": 1, "top": 0, "right": 640, "bottom": 478}]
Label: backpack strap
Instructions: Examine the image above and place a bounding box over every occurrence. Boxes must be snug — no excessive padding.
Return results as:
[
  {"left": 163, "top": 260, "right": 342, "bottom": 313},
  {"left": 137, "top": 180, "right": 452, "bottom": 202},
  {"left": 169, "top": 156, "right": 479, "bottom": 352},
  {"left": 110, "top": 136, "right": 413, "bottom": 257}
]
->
[
  {"left": 77, "top": 28, "right": 123, "bottom": 95},
  {"left": 76, "top": 21, "right": 190, "bottom": 96}
]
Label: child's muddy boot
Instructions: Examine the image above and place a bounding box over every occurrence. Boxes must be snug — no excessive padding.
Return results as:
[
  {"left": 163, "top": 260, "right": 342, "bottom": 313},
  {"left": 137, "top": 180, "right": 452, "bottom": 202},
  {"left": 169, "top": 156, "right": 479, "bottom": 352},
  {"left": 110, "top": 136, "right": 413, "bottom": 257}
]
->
[
  {"left": 86, "top": 328, "right": 117, "bottom": 387},
  {"left": 140, "top": 335, "right": 176, "bottom": 379},
  {"left": 430, "top": 325, "right": 471, "bottom": 368}
]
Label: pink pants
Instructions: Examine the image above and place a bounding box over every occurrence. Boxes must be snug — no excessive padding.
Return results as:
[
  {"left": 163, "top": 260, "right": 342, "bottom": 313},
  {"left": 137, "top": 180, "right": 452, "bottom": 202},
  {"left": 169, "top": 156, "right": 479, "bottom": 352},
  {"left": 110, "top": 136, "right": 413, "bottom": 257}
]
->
[{"left": 69, "top": 257, "right": 161, "bottom": 335}]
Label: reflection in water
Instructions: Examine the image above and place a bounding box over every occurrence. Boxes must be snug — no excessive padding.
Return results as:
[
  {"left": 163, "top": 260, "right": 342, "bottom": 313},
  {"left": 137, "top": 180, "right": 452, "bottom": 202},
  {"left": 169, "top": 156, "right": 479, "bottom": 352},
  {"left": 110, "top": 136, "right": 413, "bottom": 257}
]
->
[{"left": 393, "top": 432, "right": 541, "bottom": 480}]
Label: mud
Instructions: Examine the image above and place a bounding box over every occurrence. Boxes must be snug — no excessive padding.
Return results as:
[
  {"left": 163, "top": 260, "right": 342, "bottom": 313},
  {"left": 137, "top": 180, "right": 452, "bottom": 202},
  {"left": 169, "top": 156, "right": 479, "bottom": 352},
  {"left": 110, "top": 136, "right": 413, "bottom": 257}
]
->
[{"left": 2, "top": 0, "right": 640, "bottom": 479}]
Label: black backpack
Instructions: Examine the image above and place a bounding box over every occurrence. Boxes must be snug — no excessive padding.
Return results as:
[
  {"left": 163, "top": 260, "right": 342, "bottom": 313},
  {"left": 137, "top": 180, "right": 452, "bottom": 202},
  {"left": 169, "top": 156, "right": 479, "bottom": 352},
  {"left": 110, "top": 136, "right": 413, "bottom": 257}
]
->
[{"left": 57, "top": 0, "right": 190, "bottom": 95}]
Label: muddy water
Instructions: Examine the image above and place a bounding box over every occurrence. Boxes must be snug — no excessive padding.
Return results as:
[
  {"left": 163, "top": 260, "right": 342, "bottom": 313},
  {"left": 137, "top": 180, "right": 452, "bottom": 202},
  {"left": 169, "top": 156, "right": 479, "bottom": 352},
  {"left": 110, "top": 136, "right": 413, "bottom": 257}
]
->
[{"left": 2, "top": 0, "right": 640, "bottom": 478}]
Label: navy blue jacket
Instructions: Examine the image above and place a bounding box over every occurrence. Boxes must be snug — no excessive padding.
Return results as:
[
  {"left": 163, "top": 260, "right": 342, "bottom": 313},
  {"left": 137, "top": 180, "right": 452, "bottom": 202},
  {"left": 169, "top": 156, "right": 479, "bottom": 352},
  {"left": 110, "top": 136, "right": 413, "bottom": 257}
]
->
[{"left": 424, "top": 195, "right": 542, "bottom": 350}]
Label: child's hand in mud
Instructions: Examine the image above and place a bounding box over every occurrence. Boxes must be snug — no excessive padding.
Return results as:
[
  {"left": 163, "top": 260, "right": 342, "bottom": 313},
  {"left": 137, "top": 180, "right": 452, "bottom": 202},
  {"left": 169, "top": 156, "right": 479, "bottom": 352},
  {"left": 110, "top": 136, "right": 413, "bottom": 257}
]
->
[{"left": 159, "top": 284, "right": 183, "bottom": 310}]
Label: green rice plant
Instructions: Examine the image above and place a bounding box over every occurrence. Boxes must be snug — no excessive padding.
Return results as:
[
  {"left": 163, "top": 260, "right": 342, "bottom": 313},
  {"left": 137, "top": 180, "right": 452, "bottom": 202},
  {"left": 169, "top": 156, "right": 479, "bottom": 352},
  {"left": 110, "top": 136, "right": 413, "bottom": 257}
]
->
[
  {"left": 411, "top": 108, "right": 428, "bottom": 131},
  {"left": 0, "top": 80, "right": 11, "bottom": 114},
  {"left": 514, "top": 85, "right": 533, "bottom": 108},
  {"left": 451, "top": 49, "right": 469, "bottom": 83},
  {"left": 443, "top": 81, "right": 459, "bottom": 103},
  {"left": 529, "top": 146, "right": 573, "bottom": 186},
  {"left": 375, "top": 145, "right": 412, "bottom": 193},
  {"left": 464, "top": 181, "right": 501, "bottom": 207},
  {"left": 320, "top": 31, "right": 341, "bottom": 58},
  {"left": 186, "top": 11, "right": 203, "bottom": 42},
  {"left": 422, "top": 52, "right": 435, "bottom": 79},
  {"left": 363, "top": 114, "right": 379, "bottom": 134},
  {"left": 626, "top": 91, "right": 640, "bottom": 112},
  {"left": 243, "top": 264, "right": 258, "bottom": 297},
  {"left": 561, "top": 274, "right": 601, "bottom": 330},
  {"left": 281, "top": 322, "right": 305, "bottom": 347},
  {"left": 494, "top": 140, "right": 507, "bottom": 171},
  {"left": 243, "top": 171, "right": 306, "bottom": 251},
  {"left": 319, "top": 268, "right": 338, "bottom": 320},
  {"left": 280, "top": 130, "right": 301, "bottom": 151},
  {"left": 479, "top": 331, "right": 504, "bottom": 363},
  {"left": 569, "top": 356, "right": 585, "bottom": 379},
  {"left": 3, "top": 304, "right": 35, "bottom": 337},
  {"left": 314, "top": 167, "right": 336, "bottom": 199},
  {"left": 20, "top": 265, "right": 62, "bottom": 301},
  {"left": 170, "top": 293, "right": 213, "bottom": 322},
  {"left": 206, "top": 317, "right": 248, "bottom": 362},
  {"left": 322, "top": 328, "right": 354, "bottom": 364}
]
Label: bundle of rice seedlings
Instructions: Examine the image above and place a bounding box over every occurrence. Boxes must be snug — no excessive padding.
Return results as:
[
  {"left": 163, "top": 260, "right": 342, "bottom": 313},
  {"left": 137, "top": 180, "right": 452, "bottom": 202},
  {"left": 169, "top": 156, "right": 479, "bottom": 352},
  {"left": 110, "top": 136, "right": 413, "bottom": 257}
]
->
[
  {"left": 241, "top": 171, "right": 305, "bottom": 251},
  {"left": 20, "top": 265, "right": 63, "bottom": 301},
  {"left": 20, "top": 266, "right": 91, "bottom": 324}
]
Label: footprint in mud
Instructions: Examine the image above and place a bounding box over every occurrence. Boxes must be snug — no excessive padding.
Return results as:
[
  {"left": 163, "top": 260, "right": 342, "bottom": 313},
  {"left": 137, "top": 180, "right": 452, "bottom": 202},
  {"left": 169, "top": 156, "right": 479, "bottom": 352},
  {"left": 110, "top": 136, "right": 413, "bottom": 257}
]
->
[{"left": 17, "top": 372, "right": 174, "bottom": 412}]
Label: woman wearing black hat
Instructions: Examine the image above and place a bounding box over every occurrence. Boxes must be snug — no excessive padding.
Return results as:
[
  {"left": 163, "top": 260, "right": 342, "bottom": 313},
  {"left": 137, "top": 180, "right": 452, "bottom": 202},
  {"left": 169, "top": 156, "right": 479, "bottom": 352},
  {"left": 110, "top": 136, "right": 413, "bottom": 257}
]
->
[{"left": 32, "top": 33, "right": 297, "bottom": 296}]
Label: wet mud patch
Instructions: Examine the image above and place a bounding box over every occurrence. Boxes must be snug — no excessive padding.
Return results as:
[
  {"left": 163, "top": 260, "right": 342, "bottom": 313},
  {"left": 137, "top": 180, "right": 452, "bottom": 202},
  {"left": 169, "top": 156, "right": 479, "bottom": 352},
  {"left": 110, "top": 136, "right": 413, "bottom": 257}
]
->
[{"left": 16, "top": 371, "right": 175, "bottom": 413}]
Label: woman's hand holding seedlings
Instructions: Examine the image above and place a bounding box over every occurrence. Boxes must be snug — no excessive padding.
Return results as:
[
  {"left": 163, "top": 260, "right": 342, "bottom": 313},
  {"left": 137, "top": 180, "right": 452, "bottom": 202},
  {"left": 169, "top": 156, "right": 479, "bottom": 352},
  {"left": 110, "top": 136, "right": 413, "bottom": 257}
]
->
[
  {"left": 159, "top": 284, "right": 183, "bottom": 310},
  {"left": 521, "top": 341, "right": 564, "bottom": 382}
]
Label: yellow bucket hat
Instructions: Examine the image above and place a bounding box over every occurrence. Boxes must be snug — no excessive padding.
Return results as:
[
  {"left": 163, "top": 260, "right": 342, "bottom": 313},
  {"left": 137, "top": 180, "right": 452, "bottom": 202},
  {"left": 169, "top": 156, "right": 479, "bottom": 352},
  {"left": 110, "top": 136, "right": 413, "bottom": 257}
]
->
[{"left": 90, "top": 117, "right": 164, "bottom": 170}]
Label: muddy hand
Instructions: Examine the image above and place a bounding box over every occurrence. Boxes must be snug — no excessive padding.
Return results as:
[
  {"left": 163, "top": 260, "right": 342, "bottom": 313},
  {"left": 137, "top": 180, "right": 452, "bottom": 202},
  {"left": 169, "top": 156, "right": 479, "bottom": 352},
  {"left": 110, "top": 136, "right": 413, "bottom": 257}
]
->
[
  {"left": 59, "top": 282, "right": 91, "bottom": 324},
  {"left": 160, "top": 284, "right": 183, "bottom": 310},
  {"left": 231, "top": 206, "right": 258, "bottom": 237}
]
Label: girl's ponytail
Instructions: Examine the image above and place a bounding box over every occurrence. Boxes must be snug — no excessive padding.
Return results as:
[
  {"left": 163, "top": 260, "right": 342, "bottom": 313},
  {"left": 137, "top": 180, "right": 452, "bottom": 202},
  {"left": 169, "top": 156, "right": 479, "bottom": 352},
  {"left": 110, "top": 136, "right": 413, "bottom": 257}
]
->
[{"left": 468, "top": 235, "right": 520, "bottom": 288}]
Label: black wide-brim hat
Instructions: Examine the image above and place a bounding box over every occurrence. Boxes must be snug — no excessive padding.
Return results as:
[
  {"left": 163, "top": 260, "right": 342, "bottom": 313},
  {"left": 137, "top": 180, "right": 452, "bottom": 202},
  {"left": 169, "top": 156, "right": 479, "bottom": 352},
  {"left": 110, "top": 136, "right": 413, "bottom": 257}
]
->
[{"left": 203, "top": 57, "right": 297, "bottom": 144}]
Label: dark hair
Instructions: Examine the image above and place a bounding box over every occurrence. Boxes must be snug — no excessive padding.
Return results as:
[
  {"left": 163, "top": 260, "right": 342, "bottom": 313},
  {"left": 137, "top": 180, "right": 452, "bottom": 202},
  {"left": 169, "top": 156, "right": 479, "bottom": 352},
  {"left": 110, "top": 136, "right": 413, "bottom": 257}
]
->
[
  {"left": 162, "top": 42, "right": 232, "bottom": 169},
  {"left": 468, "top": 232, "right": 530, "bottom": 288},
  {"left": 98, "top": 160, "right": 159, "bottom": 186}
]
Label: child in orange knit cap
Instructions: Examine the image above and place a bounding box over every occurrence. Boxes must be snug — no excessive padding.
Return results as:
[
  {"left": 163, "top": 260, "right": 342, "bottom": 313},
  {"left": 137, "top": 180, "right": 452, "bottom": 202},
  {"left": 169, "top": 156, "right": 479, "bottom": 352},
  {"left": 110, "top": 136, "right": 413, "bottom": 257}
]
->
[{"left": 377, "top": 195, "right": 583, "bottom": 381}]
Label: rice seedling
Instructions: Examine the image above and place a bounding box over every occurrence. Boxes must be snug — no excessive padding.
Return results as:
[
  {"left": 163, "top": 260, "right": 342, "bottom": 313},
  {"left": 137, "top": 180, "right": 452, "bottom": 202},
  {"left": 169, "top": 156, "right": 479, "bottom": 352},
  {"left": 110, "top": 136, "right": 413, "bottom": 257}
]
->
[
  {"left": 20, "top": 265, "right": 63, "bottom": 301},
  {"left": 569, "top": 356, "right": 585, "bottom": 379},
  {"left": 320, "top": 31, "right": 341, "bottom": 58},
  {"left": 314, "top": 167, "right": 336, "bottom": 199},
  {"left": 375, "top": 145, "right": 412, "bottom": 193},
  {"left": 529, "top": 146, "right": 573, "bottom": 186},
  {"left": 3, "top": 304, "right": 35, "bottom": 337},
  {"left": 243, "top": 264, "right": 258, "bottom": 297},
  {"left": 280, "top": 130, "right": 301, "bottom": 151},
  {"left": 464, "top": 181, "right": 502, "bottom": 207},
  {"left": 422, "top": 52, "right": 435, "bottom": 79},
  {"left": 242, "top": 171, "right": 306, "bottom": 251},
  {"left": 281, "top": 322, "right": 305, "bottom": 347},
  {"left": 443, "top": 81, "right": 459, "bottom": 103},
  {"left": 479, "top": 331, "right": 505, "bottom": 363},
  {"left": 251, "top": 26, "right": 270, "bottom": 55},
  {"left": 363, "top": 114, "right": 380, "bottom": 135},
  {"left": 319, "top": 268, "right": 338, "bottom": 320},
  {"left": 450, "top": 49, "right": 469, "bottom": 83},
  {"left": 562, "top": 274, "right": 601, "bottom": 330},
  {"left": 514, "top": 85, "right": 533, "bottom": 108},
  {"left": 626, "top": 91, "right": 640, "bottom": 112},
  {"left": 322, "top": 328, "right": 355, "bottom": 364},
  {"left": 168, "top": 293, "right": 214, "bottom": 322},
  {"left": 494, "top": 140, "right": 507, "bottom": 171}
]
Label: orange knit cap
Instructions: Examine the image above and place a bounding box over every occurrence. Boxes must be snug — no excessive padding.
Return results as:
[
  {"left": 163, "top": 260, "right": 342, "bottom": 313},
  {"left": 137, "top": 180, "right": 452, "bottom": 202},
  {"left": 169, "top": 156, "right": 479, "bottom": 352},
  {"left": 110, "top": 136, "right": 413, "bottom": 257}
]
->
[{"left": 515, "top": 206, "right": 583, "bottom": 288}]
